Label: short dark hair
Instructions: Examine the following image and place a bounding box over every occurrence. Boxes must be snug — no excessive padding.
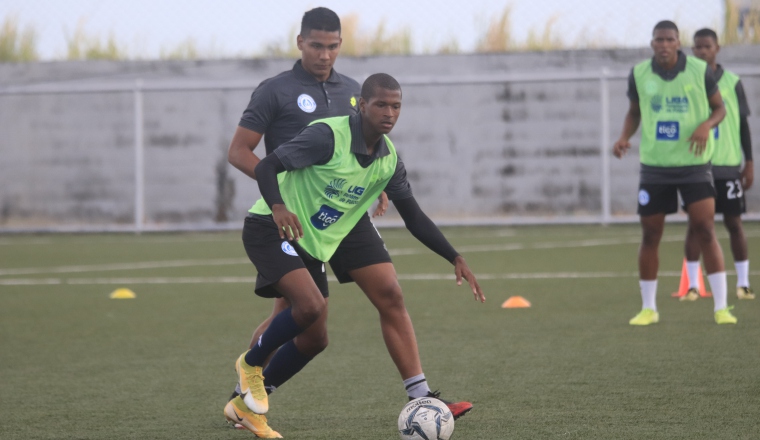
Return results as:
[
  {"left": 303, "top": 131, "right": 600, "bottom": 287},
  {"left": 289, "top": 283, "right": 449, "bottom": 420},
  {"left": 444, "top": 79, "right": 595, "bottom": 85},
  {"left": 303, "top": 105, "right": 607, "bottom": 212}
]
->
[
  {"left": 653, "top": 20, "right": 679, "bottom": 36},
  {"left": 694, "top": 28, "right": 718, "bottom": 43},
  {"left": 361, "top": 73, "right": 402, "bottom": 100},
  {"left": 300, "top": 7, "right": 341, "bottom": 36}
]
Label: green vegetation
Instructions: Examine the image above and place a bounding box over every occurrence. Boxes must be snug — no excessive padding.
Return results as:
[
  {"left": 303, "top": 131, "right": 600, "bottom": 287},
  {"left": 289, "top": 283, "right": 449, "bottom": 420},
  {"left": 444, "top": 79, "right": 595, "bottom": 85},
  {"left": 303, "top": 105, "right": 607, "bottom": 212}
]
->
[
  {"left": 1, "top": 2, "right": 758, "bottom": 62},
  {"left": 1, "top": 224, "right": 759, "bottom": 439},
  {"left": 0, "top": 15, "right": 38, "bottom": 61}
]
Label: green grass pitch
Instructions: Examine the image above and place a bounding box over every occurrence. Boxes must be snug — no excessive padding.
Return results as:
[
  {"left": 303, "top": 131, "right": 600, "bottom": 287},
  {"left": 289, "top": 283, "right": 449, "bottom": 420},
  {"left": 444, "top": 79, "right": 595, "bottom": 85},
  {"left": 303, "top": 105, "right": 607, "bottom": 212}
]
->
[{"left": 1, "top": 223, "right": 759, "bottom": 439}]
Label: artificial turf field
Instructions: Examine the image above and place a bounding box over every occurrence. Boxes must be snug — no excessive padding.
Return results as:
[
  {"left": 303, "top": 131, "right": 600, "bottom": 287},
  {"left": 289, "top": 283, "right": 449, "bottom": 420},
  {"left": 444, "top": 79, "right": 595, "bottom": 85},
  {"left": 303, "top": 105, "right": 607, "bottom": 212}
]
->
[{"left": 1, "top": 223, "right": 759, "bottom": 440}]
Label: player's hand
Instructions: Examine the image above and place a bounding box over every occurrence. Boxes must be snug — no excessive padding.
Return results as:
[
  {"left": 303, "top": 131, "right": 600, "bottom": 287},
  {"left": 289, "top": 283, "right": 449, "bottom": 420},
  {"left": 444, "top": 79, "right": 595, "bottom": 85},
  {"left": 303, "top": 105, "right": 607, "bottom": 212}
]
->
[
  {"left": 271, "top": 204, "right": 303, "bottom": 241},
  {"left": 613, "top": 138, "right": 631, "bottom": 158},
  {"left": 742, "top": 160, "right": 754, "bottom": 190},
  {"left": 372, "top": 192, "right": 389, "bottom": 217},
  {"left": 688, "top": 123, "right": 712, "bottom": 156},
  {"left": 453, "top": 256, "right": 485, "bottom": 303}
]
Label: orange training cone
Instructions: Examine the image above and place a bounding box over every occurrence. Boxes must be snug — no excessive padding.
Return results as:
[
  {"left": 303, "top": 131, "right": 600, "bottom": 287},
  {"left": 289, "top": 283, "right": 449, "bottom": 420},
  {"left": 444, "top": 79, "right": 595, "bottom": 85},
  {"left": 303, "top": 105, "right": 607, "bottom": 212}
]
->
[
  {"left": 501, "top": 296, "right": 531, "bottom": 308},
  {"left": 671, "top": 259, "right": 711, "bottom": 298}
]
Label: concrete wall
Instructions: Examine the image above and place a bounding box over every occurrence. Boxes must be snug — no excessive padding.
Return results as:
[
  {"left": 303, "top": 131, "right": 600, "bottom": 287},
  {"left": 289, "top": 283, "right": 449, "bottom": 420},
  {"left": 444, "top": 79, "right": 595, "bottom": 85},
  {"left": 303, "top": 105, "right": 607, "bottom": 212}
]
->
[{"left": 1, "top": 47, "right": 759, "bottom": 229}]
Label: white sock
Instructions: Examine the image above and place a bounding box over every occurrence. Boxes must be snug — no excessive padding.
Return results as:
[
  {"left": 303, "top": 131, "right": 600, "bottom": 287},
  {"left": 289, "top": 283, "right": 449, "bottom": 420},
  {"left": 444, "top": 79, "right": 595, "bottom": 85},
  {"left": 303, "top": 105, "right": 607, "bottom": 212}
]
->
[
  {"left": 404, "top": 373, "right": 431, "bottom": 399},
  {"left": 735, "top": 260, "right": 750, "bottom": 288},
  {"left": 686, "top": 261, "right": 701, "bottom": 289},
  {"left": 707, "top": 271, "right": 728, "bottom": 312},
  {"left": 639, "top": 280, "right": 657, "bottom": 311}
]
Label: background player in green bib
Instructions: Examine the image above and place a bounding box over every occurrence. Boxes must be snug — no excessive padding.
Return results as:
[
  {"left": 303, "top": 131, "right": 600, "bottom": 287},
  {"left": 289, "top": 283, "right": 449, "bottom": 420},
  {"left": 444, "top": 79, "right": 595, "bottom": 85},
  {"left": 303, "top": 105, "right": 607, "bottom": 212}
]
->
[
  {"left": 612, "top": 20, "right": 737, "bottom": 325},
  {"left": 233, "top": 73, "right": 484, "bottom": 434},
  {"left": 681, "top": 28, "right": 755, "bottom": 301}
]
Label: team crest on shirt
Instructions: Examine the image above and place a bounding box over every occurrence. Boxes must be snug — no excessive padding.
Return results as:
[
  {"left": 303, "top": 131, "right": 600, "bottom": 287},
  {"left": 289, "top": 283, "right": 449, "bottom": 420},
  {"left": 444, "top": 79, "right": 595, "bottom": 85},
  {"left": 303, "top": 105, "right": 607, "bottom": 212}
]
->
[
  {"left": 650, "top": 95, "right": 663, "bottom": 113},
  {"left": 350, "top": 96, "right": 357, "bottom": 107},
  {"left": 281, "top": 241, "right": 298, "bottom": 256},
  {"left": 297, "top": 94, "right": 317, "bottom": 113}
]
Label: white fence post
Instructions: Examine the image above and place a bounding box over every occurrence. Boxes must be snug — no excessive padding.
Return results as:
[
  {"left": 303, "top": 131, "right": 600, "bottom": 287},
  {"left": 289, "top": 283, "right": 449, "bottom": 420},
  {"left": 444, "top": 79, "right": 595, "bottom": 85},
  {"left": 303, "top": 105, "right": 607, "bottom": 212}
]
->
[
  {"left": 133, "top": 79, "right": 145, "bottom": 234},
  {"left": 600, "top": 68, "right": 611, "bottom": 225}
]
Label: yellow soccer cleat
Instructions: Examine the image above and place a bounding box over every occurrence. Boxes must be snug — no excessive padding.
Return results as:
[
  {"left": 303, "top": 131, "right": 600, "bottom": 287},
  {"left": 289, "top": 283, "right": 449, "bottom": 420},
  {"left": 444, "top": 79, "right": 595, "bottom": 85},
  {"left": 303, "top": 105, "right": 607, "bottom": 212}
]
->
[
  {"left": 714, "top": 307, "right": 738, "bottom": 324},
  {"left": 679, "top": 287, "right": 700, "bottom": 301},
  {"left": 224, "top": 396, "right": 282, "bottom": 438},
  {"left": 629, "top": 308, "right": 659, "bottom": 326},
  {"left": 236, "top": 351, "right": 269, "bottom": 414},
  {"left": 737, "top": 287, "right": 755, "bottom": 300}
]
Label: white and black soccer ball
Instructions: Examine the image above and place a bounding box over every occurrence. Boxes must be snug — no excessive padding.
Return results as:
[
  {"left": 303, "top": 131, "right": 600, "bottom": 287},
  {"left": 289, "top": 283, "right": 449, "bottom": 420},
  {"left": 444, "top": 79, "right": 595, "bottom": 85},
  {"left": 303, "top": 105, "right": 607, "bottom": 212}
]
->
[{"left": 398, "top": 397, "right": 455, "bottom": 440}]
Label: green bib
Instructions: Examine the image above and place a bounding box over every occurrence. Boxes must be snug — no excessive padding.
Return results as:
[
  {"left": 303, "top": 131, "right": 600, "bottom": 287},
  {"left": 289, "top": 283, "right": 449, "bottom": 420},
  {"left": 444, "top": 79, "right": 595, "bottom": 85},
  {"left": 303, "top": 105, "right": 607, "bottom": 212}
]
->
[
  {"left": 249, "top": 116, "right": 398, "bottom": 261},
  {"left": 712, "top": 70, "right": 742, "bottom": 166},
  {"left": 634, "top": 56, "right": 713, "bottom": 166}
]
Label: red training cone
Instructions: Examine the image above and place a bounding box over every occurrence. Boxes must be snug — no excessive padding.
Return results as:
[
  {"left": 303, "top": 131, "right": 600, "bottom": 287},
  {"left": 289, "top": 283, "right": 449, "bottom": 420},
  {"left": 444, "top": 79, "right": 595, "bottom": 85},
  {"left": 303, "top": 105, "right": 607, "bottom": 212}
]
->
[{"left": 671, "top": 258, "right": 711, "bottom": 298}]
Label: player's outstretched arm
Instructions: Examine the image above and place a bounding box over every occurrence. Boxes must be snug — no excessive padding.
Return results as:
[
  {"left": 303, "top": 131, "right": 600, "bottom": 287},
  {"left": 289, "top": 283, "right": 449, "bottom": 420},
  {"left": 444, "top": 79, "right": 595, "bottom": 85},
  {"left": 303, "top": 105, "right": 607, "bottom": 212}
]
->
[
  {"left": 613, "top": 100, "right": 641, "bottom": 159},
  {"left": 393, "top": 196, "right": 485, "bottom": 302}
]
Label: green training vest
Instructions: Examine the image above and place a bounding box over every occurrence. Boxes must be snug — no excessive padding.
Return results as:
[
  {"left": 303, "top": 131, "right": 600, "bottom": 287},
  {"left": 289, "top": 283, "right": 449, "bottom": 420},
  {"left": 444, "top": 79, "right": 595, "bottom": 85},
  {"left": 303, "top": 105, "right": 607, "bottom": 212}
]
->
[
  {"left": 634, "top": 55, "right": 713, "bottom": 167},
  {"left": 249, "top": 116, "right": 398, "bottom": 261},
  {"left": 712, "top": 70, "right": 742, "bottom": 166}
]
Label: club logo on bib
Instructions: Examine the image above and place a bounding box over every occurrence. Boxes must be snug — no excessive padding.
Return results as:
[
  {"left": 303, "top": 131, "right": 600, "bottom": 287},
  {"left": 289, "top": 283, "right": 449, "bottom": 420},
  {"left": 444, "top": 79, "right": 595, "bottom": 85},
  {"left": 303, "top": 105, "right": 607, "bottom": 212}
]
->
[
  {"left": 297, "top": 94, "right": 317, "bottom": 113},
  {"left": 638, "top": 189, "right": 650, "bottom": 206},
  {"left": 713, "top": 125, "right": 719, "bottom": 139},
  {"left": 281, "top": 241, "right": 298, "bottom": 256},
  {"left": 310, "top": 205, "right": 344, "bottom": 230},
  {"left": 650, "top": 95, "right": 663, "bottom": 113},
  {"left": 656, "top": 121, "right": 679, "bottom": 141}
]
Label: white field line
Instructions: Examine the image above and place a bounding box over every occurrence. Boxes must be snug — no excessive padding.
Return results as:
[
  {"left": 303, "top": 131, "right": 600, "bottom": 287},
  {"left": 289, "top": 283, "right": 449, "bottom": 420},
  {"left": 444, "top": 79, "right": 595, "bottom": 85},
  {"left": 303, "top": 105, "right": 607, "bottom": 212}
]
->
[
  {"left": 3, "top": 230, "right": 760, "bottom": 278},
  {"left": 3, "top": 270, "right": 760, "bottom": 287}
]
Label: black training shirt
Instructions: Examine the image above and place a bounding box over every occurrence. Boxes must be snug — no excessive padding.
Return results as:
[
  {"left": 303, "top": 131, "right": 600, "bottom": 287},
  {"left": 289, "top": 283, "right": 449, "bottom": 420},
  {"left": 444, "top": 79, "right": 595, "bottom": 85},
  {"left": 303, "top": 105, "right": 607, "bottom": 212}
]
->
[
  {"left": 239, "top": 60, "right": 361, "bottom": 155},
  {"left": 627, "top": 51, "right": 718, "bottom": 102}
]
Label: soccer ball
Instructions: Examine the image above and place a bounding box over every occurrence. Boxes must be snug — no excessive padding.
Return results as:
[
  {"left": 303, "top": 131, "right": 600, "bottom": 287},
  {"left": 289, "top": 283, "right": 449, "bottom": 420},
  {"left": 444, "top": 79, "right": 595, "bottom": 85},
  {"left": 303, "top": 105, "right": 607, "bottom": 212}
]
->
[{"left": 398, "top": 397, "right": 455, "bottom": 440}]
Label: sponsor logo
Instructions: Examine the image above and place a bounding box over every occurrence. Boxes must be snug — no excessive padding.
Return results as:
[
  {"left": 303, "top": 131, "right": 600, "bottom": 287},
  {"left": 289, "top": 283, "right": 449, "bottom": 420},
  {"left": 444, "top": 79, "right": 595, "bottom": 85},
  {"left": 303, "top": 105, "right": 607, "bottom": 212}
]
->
[
  {"left": 310, "top": 205, "right": 344, "bottom": 230},
  {"left": 650, "top": 95, "right": 663, "bottom": 113},
  {"left": 714, "top": 125, "right": 719, "bottom": 139},
  {"left": 638, "top": 189, "right": 650, "bottom": 206},
  {"left": 665, "top": 96, "right": 689, "bottom": 113},
  {"left": 281, "top": 241, "right": 298, "bottom": 256},
  {"left": 297, "top": 94, "right": 316, "bottom": 113},
  {"left": 324, "top": 178, "right": 347, "bottom": 199},
  {"left": 656, "top": 121, "right": 679, "bottom": 141}
]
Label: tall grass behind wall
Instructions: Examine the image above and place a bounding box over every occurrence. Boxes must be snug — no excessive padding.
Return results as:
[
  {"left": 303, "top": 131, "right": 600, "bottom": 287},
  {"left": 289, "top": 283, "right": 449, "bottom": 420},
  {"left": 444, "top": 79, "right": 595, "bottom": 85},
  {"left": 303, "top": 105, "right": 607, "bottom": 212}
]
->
[{"left": 0, "top": 2, "right": 758, "bottom": 62}]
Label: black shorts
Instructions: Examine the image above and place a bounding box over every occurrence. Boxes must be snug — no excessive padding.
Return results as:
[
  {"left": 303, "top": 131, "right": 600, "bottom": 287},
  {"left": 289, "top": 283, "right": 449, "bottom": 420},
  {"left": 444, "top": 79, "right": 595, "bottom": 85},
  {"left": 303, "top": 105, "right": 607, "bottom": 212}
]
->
[
  {"left": 329, "top": 212, "right": 392, "bottom": 283},
  {"left": 714, "top": 178, "right": 747, "bottom": 216},
  {"left": 242, "top": 215, "right": 329, "bottom": 299},
  {"left": 637, "top": 182, "right": 716, "bottom": 216}
]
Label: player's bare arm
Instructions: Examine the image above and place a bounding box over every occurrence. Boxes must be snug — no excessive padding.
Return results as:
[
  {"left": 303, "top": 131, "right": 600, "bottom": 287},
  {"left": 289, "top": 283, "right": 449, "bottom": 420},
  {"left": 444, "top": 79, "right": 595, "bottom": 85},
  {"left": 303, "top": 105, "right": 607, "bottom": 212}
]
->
[
  {"left": 228, "top": 126, "right": 264, "bottom": 180},
  {"left": 742, "top": 160, "right": 754, "bottom": 189},
  {"left": 689, "top": 90, "right": 725, "bottom": 156},
  {"left": 372, "top": 192, "right": 389, "bottom": 217},
  {"left": 613, "top": 100, "right": 641, "bottom": 158}
]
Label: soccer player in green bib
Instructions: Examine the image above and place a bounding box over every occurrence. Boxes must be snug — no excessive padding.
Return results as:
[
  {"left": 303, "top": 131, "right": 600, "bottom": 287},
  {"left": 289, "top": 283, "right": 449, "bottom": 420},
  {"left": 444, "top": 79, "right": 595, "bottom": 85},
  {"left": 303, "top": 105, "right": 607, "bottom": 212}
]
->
[
  {"left": 613, "top": 20, "right": 737, "bottom": 325},
  {"left": 234, "top": 73, "right": 485, "bottom": 429},
  {"left": 681, "top": 28, "right": 754, "bottom": 301}
]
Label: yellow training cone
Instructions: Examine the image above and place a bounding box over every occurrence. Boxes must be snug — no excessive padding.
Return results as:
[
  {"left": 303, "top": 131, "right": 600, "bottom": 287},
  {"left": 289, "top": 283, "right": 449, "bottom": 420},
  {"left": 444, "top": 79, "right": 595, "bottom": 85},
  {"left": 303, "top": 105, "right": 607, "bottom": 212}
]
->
[
  {"left": 501, "top": 296, "right": 531, "bottom": 308},
  {"left": 110, "top": 288, "right": 136, "bottom": 299}
]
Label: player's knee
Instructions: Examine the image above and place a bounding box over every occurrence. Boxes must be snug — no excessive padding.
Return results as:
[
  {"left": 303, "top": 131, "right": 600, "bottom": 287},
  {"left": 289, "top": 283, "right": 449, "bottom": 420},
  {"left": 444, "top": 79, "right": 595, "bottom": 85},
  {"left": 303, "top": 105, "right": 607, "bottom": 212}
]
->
[
  {"left": 641, "top": 229, "right": 662, "bottom": 247},
  {"left": 373, "top": 283, "right": 406, "bottom": 310},
  {"left": 293, "top": 297, "right": 326, "bottom": 326}
]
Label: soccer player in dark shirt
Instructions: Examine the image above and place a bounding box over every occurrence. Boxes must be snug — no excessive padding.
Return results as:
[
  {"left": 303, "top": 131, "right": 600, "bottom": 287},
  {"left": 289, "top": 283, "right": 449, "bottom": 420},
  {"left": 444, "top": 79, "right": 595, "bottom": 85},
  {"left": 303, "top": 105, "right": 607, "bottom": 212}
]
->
[{"left": 224, "top": 8, "right": 476, "bottom": 437}]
